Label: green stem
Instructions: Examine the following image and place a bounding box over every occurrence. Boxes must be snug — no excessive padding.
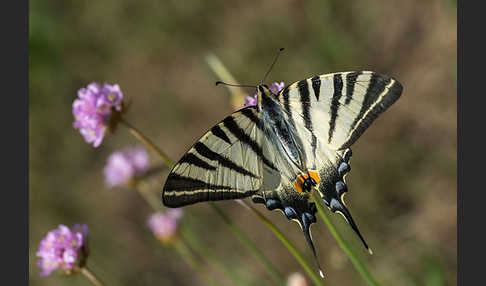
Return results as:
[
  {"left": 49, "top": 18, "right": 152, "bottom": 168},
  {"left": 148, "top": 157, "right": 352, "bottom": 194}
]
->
[
  {"left": 173, "top": 238, "right": 198, "bottom": 269},
  {"left": 209, "top": 202, "right": 286, "bottom": 286},
  {"left": 310, "top": 192, "right": 380, "bottom": 286},
  {"left": 237, "top": 201, "right": 325, "bottom": 286},
  {"left": 136, "top": 181, "right": 163, "bottom": 211},
  {"left": 79, "top": 266, "right": 105, "bottom": 286},
  {"left": 174, "top": 237, "right": 224, "bottom": 286},
  {"left": 135, "top": 182, "right": 222, "bottom": 286},
  {"left": 120, "top": 118, "right": 174, "bottom": 169},
  {"left": 180, "top": 225, "right": 249, "bottom": 286},
  {"left": 205, "top": 53, "right": 248, "bottom": 107}
]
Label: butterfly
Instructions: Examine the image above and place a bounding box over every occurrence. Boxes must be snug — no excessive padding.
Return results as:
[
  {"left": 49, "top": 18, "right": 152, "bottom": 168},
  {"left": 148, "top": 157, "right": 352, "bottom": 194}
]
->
[{"left": 162, "top": 70, "right": 402, "bottom": 275}]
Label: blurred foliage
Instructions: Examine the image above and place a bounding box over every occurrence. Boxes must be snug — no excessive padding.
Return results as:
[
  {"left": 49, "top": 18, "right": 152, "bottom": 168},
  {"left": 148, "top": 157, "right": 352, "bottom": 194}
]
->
[{"left": 29, "top": 0, "right": 456, "bottom": 285}]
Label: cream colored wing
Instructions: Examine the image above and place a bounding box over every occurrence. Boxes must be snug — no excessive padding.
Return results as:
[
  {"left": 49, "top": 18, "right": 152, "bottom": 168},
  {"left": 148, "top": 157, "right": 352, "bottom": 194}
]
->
[
  {"left": 279, "top": 71, "right": 403, "bottom": 151},
  {"left": 163, "top": 106, "right": 277, "bottom": 207}
]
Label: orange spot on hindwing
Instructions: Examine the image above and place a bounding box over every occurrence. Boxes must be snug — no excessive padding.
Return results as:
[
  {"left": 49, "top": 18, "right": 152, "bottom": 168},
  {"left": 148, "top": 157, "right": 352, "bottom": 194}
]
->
[
  {"left": 293, "top": 170, "right": 320, "bottom": 193},
  {"left": 293, "top": 174, "right": 306, "bottom": 193},
  {"left": 308, "top": 170, "right": 320, "bottom": 184}
]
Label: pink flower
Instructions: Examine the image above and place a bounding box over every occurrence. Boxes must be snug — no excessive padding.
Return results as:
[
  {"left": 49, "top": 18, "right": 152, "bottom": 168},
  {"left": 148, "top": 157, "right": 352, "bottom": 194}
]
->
[
  {"left": 36, "top": 224, "right": 88, "bottom": 276},
  {"left": 72, "top": 82, "right": 124, "bottom": 147},
  {"left": 147, "top": 209, "right": 184, "bottom": 243},
  {"left": 244, "top": 81, "right": 285, "bottom": 107},
  {"left": 103, "top": 146, "right": 150, "bottom": 188}
]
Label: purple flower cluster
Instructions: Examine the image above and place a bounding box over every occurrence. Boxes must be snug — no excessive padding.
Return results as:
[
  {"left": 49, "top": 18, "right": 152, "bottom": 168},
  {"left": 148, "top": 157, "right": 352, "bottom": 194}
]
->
[
  {"left": 269, "top": 81, "right": 285, "bottom": 94},
  {"left": 244, "top": 81, "right": 285, "bottom": 107},
  {"left": 73, "top": 82, "right": 124, "bottom": 147},
  {"left": 104, "top": 146, "right": 150, "bottom": 188},
  {"left": 244, "top": 94, "right": 258, "bottom": 107},
  {"left": 147, "top": 209, "right": 183, "bottom": 243},
  {"left": 37, "top": 224, "right": 89, "bottom": 276}
]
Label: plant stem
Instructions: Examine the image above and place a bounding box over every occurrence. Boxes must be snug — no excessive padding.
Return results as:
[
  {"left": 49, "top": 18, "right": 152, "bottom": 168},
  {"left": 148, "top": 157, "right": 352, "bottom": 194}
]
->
[
  {"left": 174, "top": 237, "right": 224, "bottom": 286},
  {"left": 125, "top": 119, "right": 288, "bottom": 285},
  {"left": 135, "top": 182, "right": 223, "bottom": 286},
  {"left": 209, "top": 202, "right": 286, "bottom": 286},
  {"left": 205, "top": 53, "right": 248, "bottom": 108},
  {"left": 120, "top": 118, "right": 174, "bottom": 169},
  {"left": 136, "top": 181, "right": 163, "bottom": 211},
  {"left": 180, "top": 225, "right": 250, "bottom": 286},
  {"left": 80, "top": 266, "right": 105, "bottom": 286},
  {"left": 173, "top": 237, "right": 200, "bottom": 271},
  {"left": 310, "top": 192, "right": 380, "bottom": 286},
  {"left": 237, "top": 201, "right": 326, "bottom": 286}
]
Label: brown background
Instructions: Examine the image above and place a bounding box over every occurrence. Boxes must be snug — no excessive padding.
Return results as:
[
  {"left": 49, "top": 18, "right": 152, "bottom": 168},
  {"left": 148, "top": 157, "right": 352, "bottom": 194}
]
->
[{"left": 30, "top": 0, "right": 457, "bottom": 285}]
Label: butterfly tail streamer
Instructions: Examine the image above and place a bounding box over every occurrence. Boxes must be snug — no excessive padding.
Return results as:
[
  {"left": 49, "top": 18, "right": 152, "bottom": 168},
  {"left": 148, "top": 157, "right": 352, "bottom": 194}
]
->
[
  {"left": 301, "top": 214, "right": 325, "bottom": 278},
  {"left": 330, "top": 199, "right": 372, "bottom": 254}
]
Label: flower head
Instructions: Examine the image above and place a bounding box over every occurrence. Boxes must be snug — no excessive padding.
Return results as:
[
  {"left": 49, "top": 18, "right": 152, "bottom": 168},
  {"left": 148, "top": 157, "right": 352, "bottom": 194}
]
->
[
  {"left": 269, "top": 81, "right": 285, "bottom": 94},
  {"left": 73, "top": 82, "right": 124, "bottom": 147},
  {"left": 36, "top": 224, "right": 89, "bottom": 276},
  {"left": 244, "top": 81, "right": 285, "bottom": 107},
  {"left": 287, "top": 272, "right": 308, "bottom": 286},
  {"left": 244, "top": 94, "right": 258, "bottom": 107},
  {"left": 103, "top": 146, "right": 149, "bottom": 188},
  {"left": 147, "top": 209, "right": 184, "bottom": 243}
]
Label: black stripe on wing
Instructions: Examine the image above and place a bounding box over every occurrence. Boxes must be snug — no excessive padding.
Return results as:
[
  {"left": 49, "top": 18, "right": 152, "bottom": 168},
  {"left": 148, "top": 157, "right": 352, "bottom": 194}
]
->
[
  {"left": 223, "top": 115, "right": 278, "bottom": 172},
  {"left": 162, "top": 106, "right": 266, "bottom": 208},
  {"left": 328, "top": 73, "right": 344, "bottom": 143},
  {"left": 298, "top": 79, "right": 319, "bottom": 166},
  {"left": 241, "top": 108, "right": 264, "bottom": 131},
  {"left": 282, "top": 87, "right": 293, "bottom": 119},
  {"left": 349, "top": 74, "right": 390, "bottom": 132},
  {"left": 211, "top": 125, "right": 231, "bottom": 145},
  {"left": 345, "top": 71, "right": 362, "bottom": 105},
  {"left": 340, "top": 74, "right": 403, "bottom": 150},
  {"left": 194, "top": 142, "right": 258, "bottom": 178},
  {"left": 179, "top": 153, "right": 216, "bottom": 171},
  {"left": 311, "top": 75, "right": 321, "bottom": 101},
  {"left": 298, "top": 79, "right": 312, "bottom": 131},
  {"left": 163, "top": 174, "right": 259, "bottom": 207}
]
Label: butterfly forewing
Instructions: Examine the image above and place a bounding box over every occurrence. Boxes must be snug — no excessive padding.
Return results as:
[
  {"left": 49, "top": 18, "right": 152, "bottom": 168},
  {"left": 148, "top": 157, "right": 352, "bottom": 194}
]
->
[
  {"left": 163, "top": 106, "right": 266, "bottom": 207},
  {"left": 280, "top": 71, "right": 403, "bottom": 151}
]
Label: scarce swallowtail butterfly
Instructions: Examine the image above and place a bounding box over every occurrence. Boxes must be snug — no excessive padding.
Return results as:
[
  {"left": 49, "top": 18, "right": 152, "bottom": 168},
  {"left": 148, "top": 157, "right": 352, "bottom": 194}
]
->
[{"left": 162, "top": 61, "right": 403, "bottom": 276}]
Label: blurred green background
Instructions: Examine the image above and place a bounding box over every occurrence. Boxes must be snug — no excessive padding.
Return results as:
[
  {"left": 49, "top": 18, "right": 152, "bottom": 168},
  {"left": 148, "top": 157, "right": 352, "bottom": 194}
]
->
[{"left": 29, "top": 0, "right": 456, "bottom": 285}]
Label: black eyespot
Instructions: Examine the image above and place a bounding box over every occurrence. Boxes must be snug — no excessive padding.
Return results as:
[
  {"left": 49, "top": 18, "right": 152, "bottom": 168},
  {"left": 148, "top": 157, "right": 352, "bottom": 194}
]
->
[
  {"left": 266, "top": 198, "right": 282, "bottom": 210},
  {"left": 335, "top": 181, "right": 347, "bottom": 195},
  {"left": 284, "top": 207, "right": 298, "bottom": 220}
]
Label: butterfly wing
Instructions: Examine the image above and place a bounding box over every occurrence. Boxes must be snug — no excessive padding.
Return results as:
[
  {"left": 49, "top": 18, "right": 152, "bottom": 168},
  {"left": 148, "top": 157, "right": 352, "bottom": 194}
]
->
[
  {"left": 278, "top": 71, "right": 403, "bottom": 251},
  {"left": 280, "top": 71, "right": 403, "bottom": 151},
  {"left": 162, "top": 106, "right": 279, "bottom": 207}
]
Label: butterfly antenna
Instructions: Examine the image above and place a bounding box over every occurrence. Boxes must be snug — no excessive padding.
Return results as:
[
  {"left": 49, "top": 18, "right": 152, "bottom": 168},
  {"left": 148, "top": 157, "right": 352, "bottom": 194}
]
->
[
  {"left": 261, "top": 48, "right": 285, "bottom": 85},
  {"left": 215, "top": 81, "right": 256, "bottom": 88},
  {"left": 302, "top": 216, "right": 325, "bottom": 278}
]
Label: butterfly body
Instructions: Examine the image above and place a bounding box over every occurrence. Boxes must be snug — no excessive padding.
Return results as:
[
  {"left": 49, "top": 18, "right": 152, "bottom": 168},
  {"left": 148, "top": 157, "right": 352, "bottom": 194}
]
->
[{"left": 162, "top": 70, "right": 402, "bottom": 270}]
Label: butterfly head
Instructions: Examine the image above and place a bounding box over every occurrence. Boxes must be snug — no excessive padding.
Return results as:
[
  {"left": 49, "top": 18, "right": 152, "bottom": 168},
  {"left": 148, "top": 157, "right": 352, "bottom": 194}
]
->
[{"left": 256, "top": 83, "right": 272, "bottom": 97}]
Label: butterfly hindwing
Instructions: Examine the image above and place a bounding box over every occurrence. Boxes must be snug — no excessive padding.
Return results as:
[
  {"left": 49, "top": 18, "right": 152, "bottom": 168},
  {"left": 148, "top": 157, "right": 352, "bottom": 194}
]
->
[{"left": 163, "top": 106, "right": 268, "bottom": 207}]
